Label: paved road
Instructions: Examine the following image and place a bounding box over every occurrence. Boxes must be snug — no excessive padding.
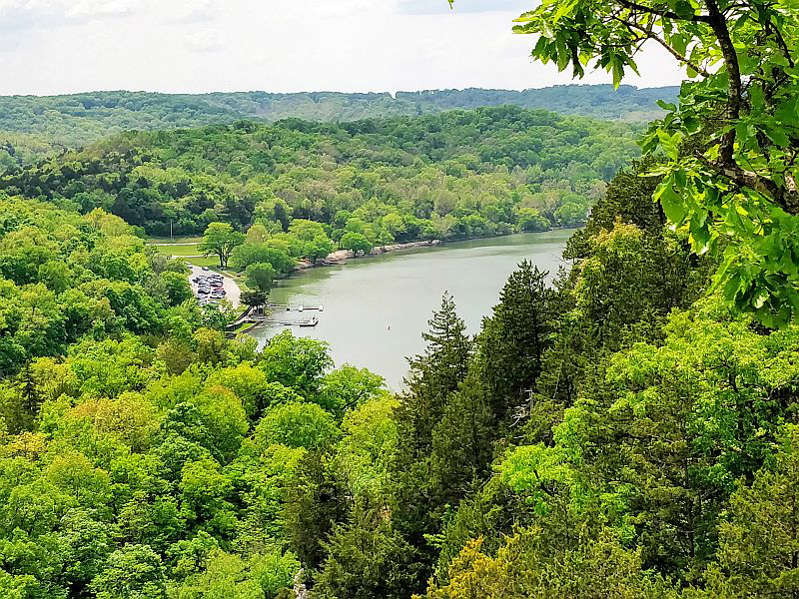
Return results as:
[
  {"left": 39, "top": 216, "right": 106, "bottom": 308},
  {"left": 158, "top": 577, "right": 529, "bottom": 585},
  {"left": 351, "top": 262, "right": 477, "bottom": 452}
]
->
[{"left": 188, "top": 265, "right": 241, "bottom": 308}]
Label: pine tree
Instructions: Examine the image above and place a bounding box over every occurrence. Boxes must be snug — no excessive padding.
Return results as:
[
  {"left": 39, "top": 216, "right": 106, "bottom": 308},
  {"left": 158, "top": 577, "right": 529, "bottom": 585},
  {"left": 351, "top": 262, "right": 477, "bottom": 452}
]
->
[
  {"left": 282, "top": 451, "right": 347, "bottom": 570},
  {"left": 395, "top": 292, "right": 472, "bottom": 459},
  {"left": 429, "top": 368, "right": 495, "bottom": 507},
  {"left": 478, "top": 260, "right": 553, "bottom": 424},
  {"left": 390, "top": 293, "right": 472, "bottom": 583},
  {"left": 711, "top": 425, "right": 799, "bottom": 597},
  {"left": 313, "top": 501, "right": 424, "bottom": 599}
]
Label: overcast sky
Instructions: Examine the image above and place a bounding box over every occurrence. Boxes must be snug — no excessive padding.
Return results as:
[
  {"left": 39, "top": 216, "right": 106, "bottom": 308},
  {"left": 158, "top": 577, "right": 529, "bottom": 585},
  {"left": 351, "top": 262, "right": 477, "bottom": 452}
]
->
[{"left": 0, "top": 0, "right": 685, "bottom": 96}]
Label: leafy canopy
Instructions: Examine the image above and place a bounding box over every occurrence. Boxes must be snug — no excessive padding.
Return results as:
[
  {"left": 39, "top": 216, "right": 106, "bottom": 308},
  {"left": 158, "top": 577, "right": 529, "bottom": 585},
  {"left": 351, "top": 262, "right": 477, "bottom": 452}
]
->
[
  {"left": 200, "top": 223, "right": 244, "bottom": 269},
  {"left": 511, "top": 0, "right": 799, "bottom": 325}
]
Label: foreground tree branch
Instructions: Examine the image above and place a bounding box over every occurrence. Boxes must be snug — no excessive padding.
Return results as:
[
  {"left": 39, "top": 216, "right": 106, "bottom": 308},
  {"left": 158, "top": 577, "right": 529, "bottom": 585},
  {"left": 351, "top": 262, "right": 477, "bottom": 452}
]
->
[{"left": 512, "top": 0, "right": 799, "bottom": 323}]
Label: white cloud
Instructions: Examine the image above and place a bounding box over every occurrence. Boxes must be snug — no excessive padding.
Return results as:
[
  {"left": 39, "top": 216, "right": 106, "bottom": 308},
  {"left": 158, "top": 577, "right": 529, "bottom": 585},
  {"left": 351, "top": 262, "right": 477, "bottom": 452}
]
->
[
  {"left": 397, "top": 0, "right": 528, "bottom": 15},
  {"left": 66, "top": 0, "right": 140, "bottom": 18},
  {"left": 162, "top": 0, "right": 216, "bottom": 24},
  {"left": 185, "top": 28, "right": 225, "bottom": 53},
  {"left": 0, "top": 0, "right": 57, "bottom": 31},
  {"left": 0, "top": 0, "right": 143, "bottom": 31},
  {"left": 0, "top": 0, "right": 685, "bottom": 95}
]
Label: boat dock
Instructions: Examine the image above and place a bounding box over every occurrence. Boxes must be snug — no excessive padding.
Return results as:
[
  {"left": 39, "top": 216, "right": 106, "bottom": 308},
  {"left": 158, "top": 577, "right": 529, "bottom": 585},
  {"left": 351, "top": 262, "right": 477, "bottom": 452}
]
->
[
  {"left": 226, "top": 303, "right": 323, "bottom": 338},
  {"left": 265, "top": 316, "right": 319, "bottom": 327},
  {"left": 267, "top": 303, "right": 324, "bottom": 312}
]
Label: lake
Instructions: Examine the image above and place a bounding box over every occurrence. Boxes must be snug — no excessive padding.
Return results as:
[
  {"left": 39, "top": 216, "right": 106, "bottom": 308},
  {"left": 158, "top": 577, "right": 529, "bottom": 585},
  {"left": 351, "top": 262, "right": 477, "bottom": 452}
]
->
[{"left": 250, "top": 230, "right": 573, "bottom": 389}]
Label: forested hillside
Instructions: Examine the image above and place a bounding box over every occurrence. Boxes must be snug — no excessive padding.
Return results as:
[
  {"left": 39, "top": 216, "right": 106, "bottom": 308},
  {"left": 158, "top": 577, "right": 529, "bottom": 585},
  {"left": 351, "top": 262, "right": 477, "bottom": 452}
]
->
[
  {"left": 0, "top": 85, "right": 674, "bottom": 172},
  {"left": 5, "top": 156, "right": 799, "bottom": 597},
  {"left": 0, "top": 106, "right": 641, "bottom": 239},
  {"left": 4, "top": 0, "right": 799, "bottom": 589}
]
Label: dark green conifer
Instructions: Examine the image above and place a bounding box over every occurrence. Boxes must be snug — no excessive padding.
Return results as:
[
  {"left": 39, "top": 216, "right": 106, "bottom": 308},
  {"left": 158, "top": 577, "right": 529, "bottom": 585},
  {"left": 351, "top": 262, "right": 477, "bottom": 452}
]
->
[{"left": 478, "top": 260, "right": 554, "bottom": 425}]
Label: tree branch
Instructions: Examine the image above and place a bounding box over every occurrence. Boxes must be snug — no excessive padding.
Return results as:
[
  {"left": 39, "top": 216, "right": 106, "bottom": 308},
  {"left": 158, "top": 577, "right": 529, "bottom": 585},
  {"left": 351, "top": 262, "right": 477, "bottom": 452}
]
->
[
  {"left": 652, "top": 35, "right": 711, "bottom": 76},
  {"left": 616, "top": 0, "right": 712, "bottom": 22},
  {"left": 694, "top": 150, "right": 799, "bottom": 213},
  {"left": 705, "top": 0, "right": 742, "bottom": 166},
  {"left": 768, "top": 23, "right": 796, "bottom": 68},
  {"left": 611, "top": 15, "right": 711, "bottom": 76}
]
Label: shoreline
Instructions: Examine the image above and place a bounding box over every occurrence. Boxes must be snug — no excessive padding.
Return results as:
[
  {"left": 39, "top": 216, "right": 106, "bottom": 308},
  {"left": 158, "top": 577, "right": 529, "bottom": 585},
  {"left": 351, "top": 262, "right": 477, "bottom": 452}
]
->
[
  {"left": 291, "top": 227, "right": 577, "bottom": 273},
  {"left": 188, "top": 229, "right": 577, "bottom": 332},
  {"left": 293, "top": 239, "right": 442, "bottom": 271},
  {"left": 246, "top": 228, "right": 572, "bottom": 386}
]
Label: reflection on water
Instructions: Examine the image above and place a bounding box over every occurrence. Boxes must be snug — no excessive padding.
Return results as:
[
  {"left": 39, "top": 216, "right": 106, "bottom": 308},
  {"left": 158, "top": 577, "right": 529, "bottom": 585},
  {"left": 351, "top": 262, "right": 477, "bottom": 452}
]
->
[{"left": 250, "top": 230, "right": 573, "bottom": 390}]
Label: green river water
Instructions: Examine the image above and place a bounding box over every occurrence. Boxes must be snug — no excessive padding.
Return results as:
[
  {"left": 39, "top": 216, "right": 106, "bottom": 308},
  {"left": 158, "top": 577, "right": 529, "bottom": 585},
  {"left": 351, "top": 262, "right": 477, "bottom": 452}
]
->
[{"left": 251, "top": 230, "right": 572, "bottom": 390}]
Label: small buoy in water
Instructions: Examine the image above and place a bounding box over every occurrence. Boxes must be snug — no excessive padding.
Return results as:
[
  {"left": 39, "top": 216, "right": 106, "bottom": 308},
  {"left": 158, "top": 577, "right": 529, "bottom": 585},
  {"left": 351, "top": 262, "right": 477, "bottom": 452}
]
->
[{"left": 387, "top": 324, "right": 391, "bottom": 331}]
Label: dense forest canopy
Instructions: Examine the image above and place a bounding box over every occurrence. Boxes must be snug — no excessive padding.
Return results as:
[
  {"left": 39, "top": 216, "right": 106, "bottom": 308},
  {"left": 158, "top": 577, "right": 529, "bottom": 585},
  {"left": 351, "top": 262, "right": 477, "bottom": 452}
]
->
[
  {"left": 0, "top": 85, "right": 672, "bottom": 174},
  {"left": 0, "top": 106, "right": 641, "bottom": 241},
  {"left": 0, "top": 194, "right": 228, "bottom": 385},
  {"left": 4, "top": 0, "right": 799, "bottom": 590},
  {"left": 7, "top": 152, "right": 799, "bottom": 597}
]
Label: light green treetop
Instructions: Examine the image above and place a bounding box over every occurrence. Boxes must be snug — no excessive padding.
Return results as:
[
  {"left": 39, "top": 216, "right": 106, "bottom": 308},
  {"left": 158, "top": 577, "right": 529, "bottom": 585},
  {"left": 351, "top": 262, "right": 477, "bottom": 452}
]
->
[{"left": 200, "top": 222, "right": 245, "bottom": 269}]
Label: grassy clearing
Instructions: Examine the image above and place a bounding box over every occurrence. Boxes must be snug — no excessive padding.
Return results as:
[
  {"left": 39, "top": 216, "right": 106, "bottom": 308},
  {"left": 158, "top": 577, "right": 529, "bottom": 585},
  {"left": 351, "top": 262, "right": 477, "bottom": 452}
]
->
[
  {"left": 148, "top": 239, "right": 211, "bottom": 262},
  {"left": 153, "top": 244, "right": 205, "bottom": 257},
  {"left": 147, "top": 235, "right": 203, "bottom": 245},
  {"left": 146, "top": 237, "right": 234, "bottom": 270},
  {"left": 173, "top": 255, "right": 219, "bottom": 268}
]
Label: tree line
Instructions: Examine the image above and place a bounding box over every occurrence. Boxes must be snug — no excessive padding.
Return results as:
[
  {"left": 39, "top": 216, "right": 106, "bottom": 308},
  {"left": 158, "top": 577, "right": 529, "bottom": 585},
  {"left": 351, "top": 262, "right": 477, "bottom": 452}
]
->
[
  {"left": 0, "top": 107, "right": 641, "bottom": 249},
  {"left": 0, "top": 85, "right": 675, "bottom": 173}
]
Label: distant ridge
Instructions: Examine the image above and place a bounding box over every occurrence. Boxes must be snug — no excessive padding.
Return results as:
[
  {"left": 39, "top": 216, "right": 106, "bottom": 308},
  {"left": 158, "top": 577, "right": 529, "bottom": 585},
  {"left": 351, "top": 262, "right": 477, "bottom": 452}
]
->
[{"left": 0, "top": 85, "right": 677, "bottom": 171}]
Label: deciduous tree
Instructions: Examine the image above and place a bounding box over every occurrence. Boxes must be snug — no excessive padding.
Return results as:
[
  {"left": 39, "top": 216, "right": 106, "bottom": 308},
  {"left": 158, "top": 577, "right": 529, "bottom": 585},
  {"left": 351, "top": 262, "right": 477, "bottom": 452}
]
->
[
  {"left": 511, "top": 0, "right": 799, "bottom": 323},
  {"left": 200, "top": 223, "right": 244, "bottom": 269}
]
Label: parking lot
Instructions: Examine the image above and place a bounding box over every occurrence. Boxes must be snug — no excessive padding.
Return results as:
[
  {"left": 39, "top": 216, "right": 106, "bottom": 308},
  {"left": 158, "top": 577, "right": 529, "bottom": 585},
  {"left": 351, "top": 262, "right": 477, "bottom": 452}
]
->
[{"left": 188, "top": 266, "right": 241, "bottom": 308}]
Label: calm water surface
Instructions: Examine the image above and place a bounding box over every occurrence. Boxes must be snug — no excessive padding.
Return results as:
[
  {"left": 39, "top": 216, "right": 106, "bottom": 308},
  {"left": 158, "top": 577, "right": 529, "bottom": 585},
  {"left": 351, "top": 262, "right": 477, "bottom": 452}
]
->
[{"left": 251, "top": 230, "right": 572, "bottom": 389}]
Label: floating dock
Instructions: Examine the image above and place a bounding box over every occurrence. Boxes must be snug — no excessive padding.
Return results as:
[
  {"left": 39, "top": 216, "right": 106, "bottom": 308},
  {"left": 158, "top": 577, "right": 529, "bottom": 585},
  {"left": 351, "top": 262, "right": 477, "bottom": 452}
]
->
[
  {"left": 266, "top": 316, "right": 319, "bottom": 328},
  {"left": 267, "top": 303, "right": 324, "bottom": 312}
]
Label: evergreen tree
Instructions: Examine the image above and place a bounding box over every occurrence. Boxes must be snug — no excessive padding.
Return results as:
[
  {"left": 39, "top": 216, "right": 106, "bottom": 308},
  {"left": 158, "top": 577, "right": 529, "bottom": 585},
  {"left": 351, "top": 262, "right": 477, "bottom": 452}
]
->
[
  {"left": 282, "top": 451, "right": 347, "bottom": 571},
  {"left": 710, "top": 425, "right": 799, "bottom": 597},
  {"left": 478, "top": 260, "right": 553, "bottom": 424},
  {"left": 390, "top": 293, "right": 472, "bottom": 584},
  {"left": 429, "top": 368, "right": 495, "bottom": 507},
  {"left": 312, "top": 502, "right": 423, "bottom": 599},
  {"left": 395, "top": 292, "right": 472, "bottom": 459}
]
